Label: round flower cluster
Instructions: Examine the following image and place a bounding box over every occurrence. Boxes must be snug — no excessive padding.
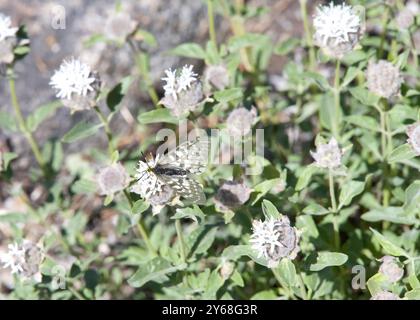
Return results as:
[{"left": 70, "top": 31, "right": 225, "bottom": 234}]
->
[
  {"left": 310, "top": 138, "right": 343, "bottom": 170},
  {"left": 97, "top": 163, "right": 130, "bottom": 196},
  {"left": 204, "top": 64, "right": 230, "bottom": 91},
  {"left": 160, "top": 65, "right": 205, "bottom": 117},
  {"left": 226, "top": 107, "right": 257, "bottom": 138},
  {"left": 214, "top": 179, "right": 252, "bottom": 212},
  {"left": 1, "top": 240, "right": 44, "bottom": 279},
  {"left": 250, "top": 216, "right": 300, "bottom": 268},
  {"left": 50, "top": 58, "right": 101, "bottom": 112},
  {"left": 149, "top": 185, "right": 176, "bottom": 215},
  {"left": 313, "top": 3, "right": 363, "bottom": 59},
  {"left": 378, "top": 256, "right": 404, "bottom": 283},
  {"left": 366, "top": 60, "right": 402, "bottom": 99},
  {"left": 370, "top": 290, "right": 401, "bottom": 300}
]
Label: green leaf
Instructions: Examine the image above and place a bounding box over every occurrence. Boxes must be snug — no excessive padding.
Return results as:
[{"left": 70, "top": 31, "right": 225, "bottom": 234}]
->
[
  {"left": 345, "top": 115, "right": 380, "bottom": 132},
  {"left": 349, "top": 87, "right": 380, "bottom": 106},
  {"left": 262, "top": 200, "right": 281, "bottom": 220},
  {"left": 128, "top": 258, "right": 186, "bottom": 288},
  {"left": 303, "top": 203, "right": 329, "bottom": 216},
  {"left": 304, "top": 72, "right": 331, "bottom": 91},
  {"left": 0, "top": 111, "right": 17, "bottom": 131},
  {"left": 228, "top": 33, "right": 269, "bottom": 52},
  {"left": 214, "top": 88, "right": 243, "bottom": 103},
  {"left": 2, "top": 152, "right": 18, "bottom": 170},
  {"left": 309, "top": 252, "right": 348, "bottom": 271},
  {"left": 338, "top": 180, "right": 365, "bottom": 210},
  {"left": 319, "top": 92, "right": 342, "bottom": 133},
  {"left": 274, "top": 37, "right": 301, "bottom": 56},
  {"left": 131, "top": 200, "right": 150, "bottom": 215},
  {"left": 170, "top": 43, "right": 206, "bottom": 59},
  {"left": 222, "top": 245, "right": 268, "bottom": 267},
  {"left": 370, "top": 228, "right": 410, "bottom": 258},
  {"left": 252, "top": 177, "right": 285, "bottom": 205},
  {"left": 403, "top": 181, "right": 420, "bottom": 214},
  {"left": 62, "top": 121, "right": 103, "bottom": 143},
  {"left": 296, "top": 165, "right": 318, "bottom": 191},
  {"left": 388, "top": 144, "right": 416, "bottom": 163},
  {"left": 26, "top": 101, "right": 61, "bottom": 132},
  {"left": 361, "top": 207, "right": 418, "bottom": 225},
  {"left": 296, "top": 215, "right": 319, "bottom": 238},
  {"left": 71, "top": 179, "right": 97, "bottom": 194},
  {"left": 341, "top": 66, "right": 360, "bottom": 88},
  {"left": 275, "top": 259, "right": 298, "bottom": 288},
  {"left": 106, "top": 76, "right": 132, "bottom": 111},
  {"left": 187, "top": 224, "right": 218, "bottom": 258},
  {"left": 137, "top": 108, "right": 180, "bottom": 125},
  {"left": 171, "top": 205, "right": 205, "bottom": 223},
  {"left": 366, "top": 273, "right": 389, "bottom": 296},
  {"left": 405, "top": 289, "right": 420, "bottom": 299}
]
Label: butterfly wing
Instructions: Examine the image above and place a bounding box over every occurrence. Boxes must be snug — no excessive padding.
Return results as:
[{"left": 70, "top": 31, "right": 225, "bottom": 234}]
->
[
  {"left": 158, "top": 173, "right": 206, "bottom": 205},
  {"left": 157, "top": 135, "right": 209, "bottom": 175}
]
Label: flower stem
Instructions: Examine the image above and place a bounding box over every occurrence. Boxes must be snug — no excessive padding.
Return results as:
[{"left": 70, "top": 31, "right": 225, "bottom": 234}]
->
[
  {"left": 333, "top": 59, "right": 341, "bottom": 140},
  {"left": 123, "top": 190, "right": 157, "bottom": 256},
  {"left": 299, "top": 0, "right": 316, "bottom": 71},
  {"left": 207, "top": 0, "right": 217, "bottom": 51},
  {"left": 8, "top": 73, "right": 48, "bottom": 177},
  {"left": 175, "top": 219, "right": 187, "bottom": 263},
  {"left": 378, "top": 6, "right": 390, "bottom": 59},
  {"left": 94, "top": 106, "right": 115, "bottom": 156},
  {"left": 329, "top": 169, "right": 340, "bottom": 250}
]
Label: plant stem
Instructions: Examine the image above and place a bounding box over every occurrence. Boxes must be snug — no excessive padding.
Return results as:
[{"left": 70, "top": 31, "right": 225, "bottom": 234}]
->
[
  {"left": 123, "top": 190, "right": 157, "bottom": 256},
  {"left": 94, "top": 106, "right": 115, "bottom": 156},
  {"left": 272, "top": 268, "right": 296, "bottom": 300},
  {"left": 378, "top": 6, "right": 389, "bottom": 59},
  {"left": 333, "top": 59, "right": 341, "bottom": 140},
  {"left": 207, "top": 0, "right": 217, "bottom": 51},
  {"left": 299, "top": 0, "right": 316, "bottom": 71},
  {"left": 175, "top": 219, "right": 187, "bottom": 263},
  {"left": 8, "top": 74, "right": 48, "bottom": 176},
  {"left": 329, "top": 169, "right": 340, "bottom": 250}
]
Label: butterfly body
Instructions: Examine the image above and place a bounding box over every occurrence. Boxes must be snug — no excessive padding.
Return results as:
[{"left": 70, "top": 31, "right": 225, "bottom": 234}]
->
[{"left": 132, "top": 136, "right": 209, "bottom": 205}]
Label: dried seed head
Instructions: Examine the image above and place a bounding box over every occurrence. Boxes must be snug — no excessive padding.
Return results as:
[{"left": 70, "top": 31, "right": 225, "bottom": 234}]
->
[
  {"left": 310, "top": 138, "right": 343, "bottom": 169},
  {"left": 204, "top": 64, "right": 230, "bottom": 90},
  {"left": 379, "top": 256, "right": 404, "bottom": 283},
  {"left": 0, "top": 37, "right": 16, "bottom": 64},
  {"left": 395, "top": 2, "right": 419, "bottom": 29},
  {"left": 406, "top": 122, "right": 420, "bottom": 156},
  {"left": 313, "top": 3, "right": 363, "bottom": 59},
  {"left": 104, "top": 11, "right": 137, "bottom": 41},
  {"left": 226, "top": 107, "right": 257, "bottom": 138},
  {"left": 214, "top": 180, "right": 251, "bottom": 211},
  {"left": 97, "top": 163, "right": 130, "bottom": 196},
  {"left": 370, "top": 291, "right": 401, "bottom": 300},
  {"left": 220, "top": 261, "right": 235, "bottom": 280},
  {"left": 149, "top": 185, "right": 176, "bottom": 215},
  {"left": 250, "top": 216, "right": 300, "bottom": 268},
  {"left": 366, "top": 60, "right": 402, "bottom": 99}
]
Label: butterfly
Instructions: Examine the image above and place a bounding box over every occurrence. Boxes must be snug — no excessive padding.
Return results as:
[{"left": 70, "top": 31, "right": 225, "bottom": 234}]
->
[{"left": 131, "top": 135, "right": 209, "bottom": 205}]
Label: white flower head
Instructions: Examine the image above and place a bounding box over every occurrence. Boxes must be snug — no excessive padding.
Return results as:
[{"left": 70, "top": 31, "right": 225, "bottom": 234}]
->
[
  {"left": 50, "top": 58, "right": 97, "bottom": 100},
  {"left": 250, "top": 216, "right": 300, "bottom": 268},
  {"left": 1, "top": 240, "right": 44, "bottom": 279},
  {"left": 366, "top": 60, "right": 402, "bottom": 99},
  {"left": 97, "top": 163, "right": 130, "bottom": 196},
  {"left": 1, "top": 243, "right": 25, "bottom": 274},
  {"left": 378, "top": 256, "right": 404, "bottom": 283},
  {"left": 313, "top": 2, "right": 363, "bottom": 58},
  {"left": 310, "top": 137, "right": 343, "bottom": 169},
  {"left": 160, "top": 65, "right": 204, "bottom": 117},
  {"left": 406, "top": 122, "right": 420, "bottom": 156},
  {"left": 130, "top": 155, "right": 163, "bottom": 200},
  {"left": 149, "top": 184, "right": 177, "bottom": 215},
  {"left": 204, "top": 64, "right": 230, "bottom": 91},
  {"left": 0, "top": 13, "right": 18, "bottom": 42},
  {"left": 161, "top": 65, "right": 198, "bottom": 101}
]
